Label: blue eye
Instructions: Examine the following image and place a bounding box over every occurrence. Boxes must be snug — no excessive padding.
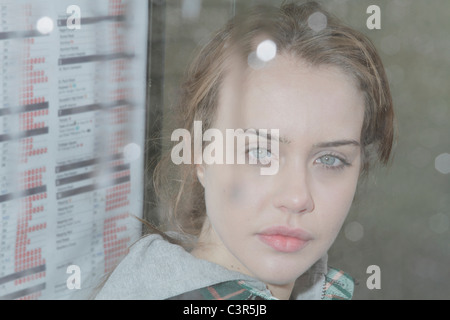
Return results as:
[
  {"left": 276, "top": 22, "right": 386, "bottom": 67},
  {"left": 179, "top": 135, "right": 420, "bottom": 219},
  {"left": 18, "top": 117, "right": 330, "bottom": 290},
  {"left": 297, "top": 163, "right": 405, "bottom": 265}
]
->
[
  {"left": 248, "top": 148, "right": 272, "bottom": 165},
  {"left": 320, "top": 155, "right": 340, "bottom": 166},
  {"left": 250, "top": 148, "right": 271, "bottom": 159},
  {"left": 316, "top": 154, "right": 350, "bottom": 170}
]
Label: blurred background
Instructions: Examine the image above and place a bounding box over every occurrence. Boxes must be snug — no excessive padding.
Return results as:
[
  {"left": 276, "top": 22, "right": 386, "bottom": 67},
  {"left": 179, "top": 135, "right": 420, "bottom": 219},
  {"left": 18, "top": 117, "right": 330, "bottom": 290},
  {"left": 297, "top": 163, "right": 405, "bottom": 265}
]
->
[{"left": 161, "top": 0, "right": 450, "bottom": 299}]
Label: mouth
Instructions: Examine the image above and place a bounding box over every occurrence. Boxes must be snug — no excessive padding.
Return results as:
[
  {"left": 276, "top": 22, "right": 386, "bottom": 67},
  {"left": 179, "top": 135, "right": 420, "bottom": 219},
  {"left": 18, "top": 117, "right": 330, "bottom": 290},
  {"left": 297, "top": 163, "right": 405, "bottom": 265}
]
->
[{"left": 257, "top": 226, "right": 313, "bottom": 253}]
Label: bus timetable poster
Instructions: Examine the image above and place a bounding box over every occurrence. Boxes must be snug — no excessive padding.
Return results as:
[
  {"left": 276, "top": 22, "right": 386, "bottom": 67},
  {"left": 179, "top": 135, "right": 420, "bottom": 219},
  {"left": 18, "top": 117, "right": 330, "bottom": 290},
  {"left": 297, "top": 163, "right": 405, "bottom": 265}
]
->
[{"left": 0, "top": 0, "right": 149, "bottom": 300}]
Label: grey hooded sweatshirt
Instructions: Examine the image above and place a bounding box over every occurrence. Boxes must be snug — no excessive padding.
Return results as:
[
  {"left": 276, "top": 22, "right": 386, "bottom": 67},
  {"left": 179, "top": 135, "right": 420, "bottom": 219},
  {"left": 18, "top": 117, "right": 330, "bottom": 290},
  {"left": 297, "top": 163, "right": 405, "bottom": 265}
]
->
[{"left": 91, "top": 233, "right": 338, "bottom": 300}]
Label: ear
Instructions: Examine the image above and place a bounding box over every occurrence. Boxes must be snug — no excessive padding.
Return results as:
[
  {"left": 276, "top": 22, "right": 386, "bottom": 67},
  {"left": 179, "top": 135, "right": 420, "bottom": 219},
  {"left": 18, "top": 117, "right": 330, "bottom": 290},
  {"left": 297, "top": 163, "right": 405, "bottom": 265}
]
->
[{"left": 196, "top": 164, "right": 206, "bottom": 188}]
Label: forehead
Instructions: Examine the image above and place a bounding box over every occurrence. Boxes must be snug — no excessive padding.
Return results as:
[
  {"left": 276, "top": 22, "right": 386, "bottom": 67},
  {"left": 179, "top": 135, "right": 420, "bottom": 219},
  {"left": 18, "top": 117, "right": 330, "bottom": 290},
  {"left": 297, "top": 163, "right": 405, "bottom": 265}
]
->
[{"left": 216, "top": 54, "right": 365, "bottom": 142}]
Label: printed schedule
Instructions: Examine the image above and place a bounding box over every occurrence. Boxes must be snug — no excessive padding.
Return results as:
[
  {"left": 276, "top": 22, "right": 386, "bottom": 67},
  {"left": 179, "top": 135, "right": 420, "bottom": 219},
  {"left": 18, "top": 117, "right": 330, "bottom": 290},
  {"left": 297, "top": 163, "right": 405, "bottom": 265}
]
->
[{"left": 0, "top": 0, "right": 148, "bottom": 299}]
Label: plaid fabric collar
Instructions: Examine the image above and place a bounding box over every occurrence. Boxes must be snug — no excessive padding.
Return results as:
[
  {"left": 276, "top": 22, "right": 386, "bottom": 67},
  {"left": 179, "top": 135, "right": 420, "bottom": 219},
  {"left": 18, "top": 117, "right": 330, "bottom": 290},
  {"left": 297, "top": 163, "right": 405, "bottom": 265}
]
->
[
  {"left": 322, "top": 267, "right": 354, "bottom": 300},
  {"left": 167, "top": 267, "right": 354, "bottom": 300}
]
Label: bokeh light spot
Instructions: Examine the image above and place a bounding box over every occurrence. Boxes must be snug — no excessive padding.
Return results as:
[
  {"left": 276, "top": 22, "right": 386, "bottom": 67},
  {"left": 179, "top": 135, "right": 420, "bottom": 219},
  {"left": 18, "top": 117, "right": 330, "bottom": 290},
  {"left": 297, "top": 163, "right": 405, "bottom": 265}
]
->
[
  {"left": 344, "top": 221, "right": 364, "bottom": 242},
  {"left": 123, "top": 143, "right": 141, "bottom": 162},
  {"left": 36, "top": 16, "right": 54, "bottom": 35},
  {"left": 256, "top": 39, "right": 277, "bottom": 62},
  {"left": 435, "top": 153, "right": 450, "bottom": 174},
  {"left": 307, "top": 12, "right": 327, "bottom": 32}
]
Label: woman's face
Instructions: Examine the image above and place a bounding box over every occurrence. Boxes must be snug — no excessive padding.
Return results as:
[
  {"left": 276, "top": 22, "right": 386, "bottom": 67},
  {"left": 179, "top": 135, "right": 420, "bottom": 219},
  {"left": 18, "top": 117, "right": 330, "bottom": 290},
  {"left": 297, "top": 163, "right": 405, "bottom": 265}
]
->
[{"left": 194, "top": 54, "right": 365, "bottom": 295}]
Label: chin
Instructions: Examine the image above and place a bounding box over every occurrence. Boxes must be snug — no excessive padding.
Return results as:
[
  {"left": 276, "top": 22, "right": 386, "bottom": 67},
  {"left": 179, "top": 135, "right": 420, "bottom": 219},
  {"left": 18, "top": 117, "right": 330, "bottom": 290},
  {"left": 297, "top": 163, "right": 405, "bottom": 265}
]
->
[{"left": 246, "top": 254, "right": 316, "bottom": 286}]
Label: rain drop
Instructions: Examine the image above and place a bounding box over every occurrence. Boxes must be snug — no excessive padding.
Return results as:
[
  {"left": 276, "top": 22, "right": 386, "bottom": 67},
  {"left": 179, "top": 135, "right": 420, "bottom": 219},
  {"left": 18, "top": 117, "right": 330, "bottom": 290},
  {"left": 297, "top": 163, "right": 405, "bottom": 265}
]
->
[
  {"left": 344, "top": 221, "right": 364, "bottom": 242},
  {"left": 435, "top": 153, "right": 450, "bottom": 174},
  {"left": 36, "top": 16, "right": 54, "bottom": 35},
  {"left": 307, "top": 12, "right": 327, "bottom": 32},
  {"left": 123, "top": 143, "right": 141, "bottom": 162},
  {"left": 182, "top": 0, "right": 202, "bottom": 21},
  {"left": 256, "top": 40, "right": 277, "bottom": 62}
]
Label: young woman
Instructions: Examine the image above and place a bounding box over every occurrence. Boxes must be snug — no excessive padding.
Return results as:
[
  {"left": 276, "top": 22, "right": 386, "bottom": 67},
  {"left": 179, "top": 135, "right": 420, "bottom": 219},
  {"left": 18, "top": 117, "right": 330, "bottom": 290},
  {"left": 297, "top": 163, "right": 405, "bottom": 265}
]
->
[{"left": 94, "top": 1, "right": 395, "bottom": 300}]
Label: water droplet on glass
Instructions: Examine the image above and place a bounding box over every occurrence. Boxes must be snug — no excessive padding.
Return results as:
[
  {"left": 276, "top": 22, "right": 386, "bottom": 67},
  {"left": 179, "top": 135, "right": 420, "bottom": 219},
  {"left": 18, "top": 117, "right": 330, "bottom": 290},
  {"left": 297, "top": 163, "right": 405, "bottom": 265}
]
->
[
  {"left": 344, "top": 221, "right": 364, "bottom": 242},
  {"left": 307, "top": 12, "right": 327, "bottom": 32},
  {"left": 256, "top": 39, "right": 277, "bottom": 62},
  {"left": 36, "top": 16, "right": 54, "bottom": 35},
  {"left": 123, "top": 143, "right": 141, "bottom": 162},
  {"left": 435, "top": 153, "right": 450, "bottom": 174},
  {"left": 181, "top": 0, "right": 202, "bottom": 21}
]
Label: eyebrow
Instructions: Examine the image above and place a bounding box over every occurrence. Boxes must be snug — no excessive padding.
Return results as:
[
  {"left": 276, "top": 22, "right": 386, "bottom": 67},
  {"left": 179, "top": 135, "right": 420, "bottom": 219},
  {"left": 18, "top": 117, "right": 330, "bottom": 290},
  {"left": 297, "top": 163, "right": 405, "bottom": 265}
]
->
[
  {"left": 244, "top": 129, "right": 360, "bottom": 148},
  {"left": 244, "top": 129, "right": 291, "bottom": 144},
  {"left": 313, "top": 140, "right": 361, "bottom": 148}
]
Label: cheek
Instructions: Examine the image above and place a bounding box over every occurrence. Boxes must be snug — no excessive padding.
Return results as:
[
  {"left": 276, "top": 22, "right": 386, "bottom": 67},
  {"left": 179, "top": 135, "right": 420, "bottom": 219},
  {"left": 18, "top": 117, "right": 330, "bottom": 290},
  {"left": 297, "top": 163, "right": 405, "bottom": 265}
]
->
[
  {"left": 204, "top": 167, "right": 270, "bottom": 222},
  {"left": 228, "top": 182, "right": 246, "bottom": 204},
  {"left": 228, "top": 180, "right": 269, "bottom": 209}
]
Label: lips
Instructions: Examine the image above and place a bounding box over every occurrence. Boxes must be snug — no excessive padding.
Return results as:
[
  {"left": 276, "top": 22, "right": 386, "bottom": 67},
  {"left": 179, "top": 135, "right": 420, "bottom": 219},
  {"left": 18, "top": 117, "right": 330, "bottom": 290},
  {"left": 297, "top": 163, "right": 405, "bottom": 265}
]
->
[{"left": 257, "top": 226, "right": 313, "bottom": 253}]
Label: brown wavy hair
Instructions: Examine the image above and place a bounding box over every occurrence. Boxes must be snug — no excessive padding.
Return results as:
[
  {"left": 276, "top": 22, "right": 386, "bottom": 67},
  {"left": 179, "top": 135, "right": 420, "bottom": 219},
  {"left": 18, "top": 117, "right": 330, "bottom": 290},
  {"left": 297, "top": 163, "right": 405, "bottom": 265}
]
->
[{"left": 151, "top": 1, "right": 395, "bottom": 243}]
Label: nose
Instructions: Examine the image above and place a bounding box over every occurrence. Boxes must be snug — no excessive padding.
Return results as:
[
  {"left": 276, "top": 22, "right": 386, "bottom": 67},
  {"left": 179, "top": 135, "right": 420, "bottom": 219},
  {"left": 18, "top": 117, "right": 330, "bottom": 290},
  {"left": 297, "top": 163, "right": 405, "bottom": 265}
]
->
[{"left": 272, "top": 162, "right": 315, "bottom": 215}]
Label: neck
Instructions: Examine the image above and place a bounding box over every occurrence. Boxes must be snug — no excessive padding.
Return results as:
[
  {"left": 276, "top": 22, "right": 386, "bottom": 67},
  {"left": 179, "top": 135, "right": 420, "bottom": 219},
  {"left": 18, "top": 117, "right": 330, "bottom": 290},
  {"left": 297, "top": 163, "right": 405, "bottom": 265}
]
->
[{"left": 266, "top": 282, "right": 295, "bottom": 300}]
